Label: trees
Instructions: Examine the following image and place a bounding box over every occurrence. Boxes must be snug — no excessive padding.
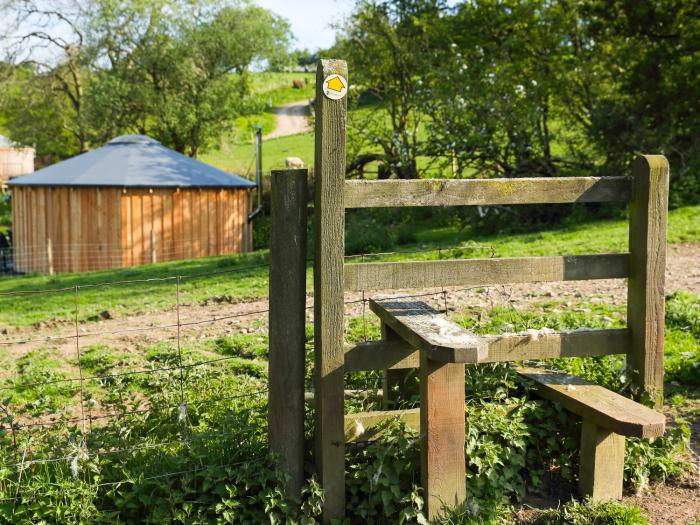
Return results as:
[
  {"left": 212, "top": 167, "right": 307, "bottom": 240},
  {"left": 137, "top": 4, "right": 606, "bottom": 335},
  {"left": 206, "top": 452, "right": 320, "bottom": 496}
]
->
[
  {"left": 336, "top": 0, "right": 445, "bottom": 179},
  {"left": 0, "top": 0, "right": 292, "bottom": 158}
]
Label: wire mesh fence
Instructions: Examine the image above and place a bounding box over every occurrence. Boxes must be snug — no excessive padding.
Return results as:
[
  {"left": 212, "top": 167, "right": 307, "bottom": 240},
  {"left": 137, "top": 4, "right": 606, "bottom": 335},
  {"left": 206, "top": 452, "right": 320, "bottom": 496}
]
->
[{"left": 0, "top": 241, "right": 556, "bottom": 519}]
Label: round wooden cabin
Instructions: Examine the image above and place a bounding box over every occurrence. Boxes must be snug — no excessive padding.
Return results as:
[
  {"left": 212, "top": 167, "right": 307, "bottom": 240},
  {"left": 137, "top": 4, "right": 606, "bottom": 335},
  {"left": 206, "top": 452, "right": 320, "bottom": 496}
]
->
[
  {"left": 0, "top": 135, "right": 34, "bottom": 186},
  {"left": 8, "top": 135, "right": 255, "bottom": 274}
]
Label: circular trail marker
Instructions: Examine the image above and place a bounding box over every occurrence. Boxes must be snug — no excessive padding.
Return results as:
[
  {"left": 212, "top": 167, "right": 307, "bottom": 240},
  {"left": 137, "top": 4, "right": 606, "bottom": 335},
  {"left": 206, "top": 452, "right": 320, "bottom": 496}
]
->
[{"left": 322, "top": 74, "right": 348, "bottom": 100}]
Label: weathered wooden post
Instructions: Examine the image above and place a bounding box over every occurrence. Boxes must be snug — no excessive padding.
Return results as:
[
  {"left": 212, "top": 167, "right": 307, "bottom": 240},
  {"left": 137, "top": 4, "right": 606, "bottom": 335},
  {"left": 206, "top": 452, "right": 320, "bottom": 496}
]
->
[
  {"left": 313, "top": 59, "right": 348, "bottom": 522},
  {"left": 268, "top": 168, "right": 308, "bottom": 498},
  {"left": 150, "top": 229, "right": 157, "bottom": 264},
  {"left": 46, "top": 237, "right": 54, "bottom": 275},
  {"left": 627, "top": 155, "right": 669, "bottom": 408},
  {"left": 420, "top": 355, "right": 466, "bottom": 519}
]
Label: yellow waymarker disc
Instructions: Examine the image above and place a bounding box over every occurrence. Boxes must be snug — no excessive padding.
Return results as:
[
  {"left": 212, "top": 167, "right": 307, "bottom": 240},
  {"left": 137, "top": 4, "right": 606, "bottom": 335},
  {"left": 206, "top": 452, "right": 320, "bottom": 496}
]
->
[{"left": 322, "top": 74, "right": 347, "bottom": 100}]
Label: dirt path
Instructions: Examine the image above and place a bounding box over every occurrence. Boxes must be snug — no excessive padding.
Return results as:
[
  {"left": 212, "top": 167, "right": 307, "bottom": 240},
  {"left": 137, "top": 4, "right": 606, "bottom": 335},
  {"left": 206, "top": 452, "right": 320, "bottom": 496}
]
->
[
  {"left": 264, "top": 100, "right": 311, "bottom": 139},
  {"left": 2, "top": 243, "right": 699, "bottom": 356}
]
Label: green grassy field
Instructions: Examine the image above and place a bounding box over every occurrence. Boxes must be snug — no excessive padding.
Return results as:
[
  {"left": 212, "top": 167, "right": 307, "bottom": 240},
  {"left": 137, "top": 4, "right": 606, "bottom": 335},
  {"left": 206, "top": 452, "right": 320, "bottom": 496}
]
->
[
  {"left": 202, "top": 131, "right": 314, "bottom": 175},
  {"left": 0, "top": 204, "right": 697, "bottom": 328}
]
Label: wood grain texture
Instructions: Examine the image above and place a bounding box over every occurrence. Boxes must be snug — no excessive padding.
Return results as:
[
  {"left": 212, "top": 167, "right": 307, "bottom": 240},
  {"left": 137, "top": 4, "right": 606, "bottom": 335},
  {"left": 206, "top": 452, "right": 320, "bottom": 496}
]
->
[
  {"left": 268, "top": 169, "right": 308, "bottom": 498},
  {"left": 344, "top": 176, "right": 632, "bottom": 208},
  {"left": 627, "top": 155, "right": 669, "bottom": 408},
  {"left": 420, "top": 354, "right": 466, "bottom": 520},
  {"left": 344, "top": 408, "right": 420, "bottom": 443},
  {"left": 344, "top": 340, "right": 419, "bottom": 371},
  {"left": 313, "top": 58, "right": 348, "bottom": 523},
  {"left": 343, "top": 328, "right": 628, "bottom": 371},
  {"left": 516, "top": 367, "right": 665, "bottom": 438},
  {"left": 370, "top": 298, "right": 487, "bottom": 363},
  {"left": 481, "top": 328, "right": 629, "bottom": 363},
  {"left": 579, "top": 420, "right": 625, "bottom": 501},
  {"left": 10, "top": 186, "right": 251, "bottom": 273},
  {"left": 345, "top": 253, "right": 629, "bottom": 291}
]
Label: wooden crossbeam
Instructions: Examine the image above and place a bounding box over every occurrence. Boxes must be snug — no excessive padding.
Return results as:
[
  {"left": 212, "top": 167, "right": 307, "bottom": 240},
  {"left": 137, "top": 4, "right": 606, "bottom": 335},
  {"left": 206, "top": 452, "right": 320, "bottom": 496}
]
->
[
  {"left": 343, "top": 408, "right": 420, "bottom": 443},
  {"left": 344, "top": 177, "right": 632, "bottom": 208},
  {"left": 515, "top": 367, "right": 665, "bottom": 438},
  {"left": 369, "top": 298, "right": 487, "bottom": 363},
  {"left": 344, "top": 253, "right": 629, "bottom": 292},
  {"left": 343, "top": 328, "right": 629, "bottom": 371}
]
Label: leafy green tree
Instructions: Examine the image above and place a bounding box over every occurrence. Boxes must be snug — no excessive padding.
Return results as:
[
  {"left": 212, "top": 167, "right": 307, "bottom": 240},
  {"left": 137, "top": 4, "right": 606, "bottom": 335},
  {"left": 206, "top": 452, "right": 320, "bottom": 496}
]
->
[
  {"left": 426, "top": 0, "right": 595, "bottom": 179},
  {"left": 0, "top": 0, "right": 291, "bottom": 158},
  {"left": 85, "top": 0, "right": 292, "bottom": 156},
  {"left": 336, "top": 0, "right": 446, "bottom": 179},
  {"left": 576, "top": 0, "right": 700, "bottom": 206}
]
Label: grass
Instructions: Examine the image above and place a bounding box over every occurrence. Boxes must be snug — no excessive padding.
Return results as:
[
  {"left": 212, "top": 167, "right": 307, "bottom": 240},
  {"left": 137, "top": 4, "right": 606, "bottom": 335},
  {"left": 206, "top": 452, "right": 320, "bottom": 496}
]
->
[
  {"left": 201, "top": 131, "right": 314, "bottom": 176},
  {"left": 0, "top": 204, "right": 698, "bottom": 327},
  {"left": 198, "top": 72, "right": 315, "bottom": 175}
]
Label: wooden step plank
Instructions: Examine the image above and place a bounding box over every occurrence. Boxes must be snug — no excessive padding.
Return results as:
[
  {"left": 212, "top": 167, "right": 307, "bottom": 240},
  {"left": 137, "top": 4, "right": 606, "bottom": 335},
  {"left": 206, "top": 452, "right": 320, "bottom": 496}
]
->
[
  {"left": 343, "top": 328, "right": 628, "bottom": 371},
  {"left": 515, "top": 367, "right": 665, "bottom": 438},
  {"left": 369, "top": 298, "right": 487, "bottom": 363},
  {"left": 344, "top": 253, "right": 629, "bottom": 292},
  {"left": 344, "top": 408, "right": 420, "bottom": 443},
  {"left": 344, "top": 177, "right": 632, "bottom": 208}
]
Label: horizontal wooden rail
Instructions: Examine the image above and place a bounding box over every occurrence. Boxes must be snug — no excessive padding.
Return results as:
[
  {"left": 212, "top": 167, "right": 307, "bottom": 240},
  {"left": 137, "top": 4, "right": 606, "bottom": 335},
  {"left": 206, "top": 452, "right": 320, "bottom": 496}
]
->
[
  {"left": 345, "top": 253, "right": 629, "bottom": 291},
  {"left": 344, "top": 408, "right": 420, "bottom": 443},
  {"left": 344, "top": 177, "right": 632, "bottom": 208},
  {"left": 343, "top": 328, "right": 628, "bottom": 371}
]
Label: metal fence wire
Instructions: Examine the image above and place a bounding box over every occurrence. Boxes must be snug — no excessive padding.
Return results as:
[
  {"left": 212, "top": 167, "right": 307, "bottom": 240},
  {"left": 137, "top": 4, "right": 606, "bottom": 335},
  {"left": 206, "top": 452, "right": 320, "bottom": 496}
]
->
[{"left": 0, "top": 242, "right": 510, "bottom": 509}]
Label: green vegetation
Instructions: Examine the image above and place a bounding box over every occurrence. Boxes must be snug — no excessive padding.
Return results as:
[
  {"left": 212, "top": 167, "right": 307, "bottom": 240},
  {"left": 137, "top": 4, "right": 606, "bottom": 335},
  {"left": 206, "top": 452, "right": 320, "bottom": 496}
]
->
[
  {"left": 202, "top": 131, "right": 314, "bottom": 176},
  {"left": 531, "top": 498, "right": 648, "bottom": 525},
  {"left": 0, "top": 287, "right": 694, "bottom": 523}
]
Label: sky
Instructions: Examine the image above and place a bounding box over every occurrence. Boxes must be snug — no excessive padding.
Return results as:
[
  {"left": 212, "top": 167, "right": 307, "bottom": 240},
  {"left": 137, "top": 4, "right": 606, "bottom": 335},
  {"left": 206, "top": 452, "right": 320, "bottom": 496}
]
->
[{"left": 254, "top": 0, "right": 355, "bottom": 51}]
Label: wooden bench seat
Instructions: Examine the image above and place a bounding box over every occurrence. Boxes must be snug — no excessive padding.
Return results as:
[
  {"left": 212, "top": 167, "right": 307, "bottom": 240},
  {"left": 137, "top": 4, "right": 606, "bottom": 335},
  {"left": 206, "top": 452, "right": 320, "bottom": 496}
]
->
[
  {"left": 515, "top": 367, "right": 666, "bottom": 500},
  {"left": 369, "top": 297, "right": 487, "bottom": 363}
]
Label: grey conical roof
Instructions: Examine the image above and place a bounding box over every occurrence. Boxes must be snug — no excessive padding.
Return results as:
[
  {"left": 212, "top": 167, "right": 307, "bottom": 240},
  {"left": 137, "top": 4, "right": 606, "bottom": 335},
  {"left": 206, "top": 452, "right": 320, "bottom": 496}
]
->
[{"left": 8, "top": 135, "right": 255, "bottom": 189}]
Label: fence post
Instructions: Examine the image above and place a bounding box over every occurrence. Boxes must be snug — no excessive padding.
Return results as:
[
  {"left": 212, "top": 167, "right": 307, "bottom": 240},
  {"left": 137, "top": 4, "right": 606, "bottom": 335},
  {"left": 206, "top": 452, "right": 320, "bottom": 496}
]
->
[
  {"left": 46, "top": 238, "right": 54, "bottom": 276},
  {"left": 268, "top": 168, "right": 308, "bottom": 498},
  {"left": 313, "top": 58, "right": 348, "bottom": 523},
  {"left": 627, "top": 155, "right": 669, "bottom": 408},
  {"left": 150, "top": 229, "right": 157, "bottom": 264}
]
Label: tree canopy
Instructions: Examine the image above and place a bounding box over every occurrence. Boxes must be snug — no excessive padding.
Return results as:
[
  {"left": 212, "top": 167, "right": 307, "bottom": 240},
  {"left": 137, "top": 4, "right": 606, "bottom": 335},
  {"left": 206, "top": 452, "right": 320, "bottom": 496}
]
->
[
  {"left": 0, "top": 0, "right": 291, "bottom": 158},
  {"left": 337, "top": 0, "right": 700, "bottom": 206}
]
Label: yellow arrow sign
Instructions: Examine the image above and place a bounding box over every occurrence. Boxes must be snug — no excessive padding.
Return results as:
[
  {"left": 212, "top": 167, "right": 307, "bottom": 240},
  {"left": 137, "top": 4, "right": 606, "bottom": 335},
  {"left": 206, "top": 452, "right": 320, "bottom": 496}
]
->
[{"left": 326, "top": 76, "right": 345, "bottom": 92}]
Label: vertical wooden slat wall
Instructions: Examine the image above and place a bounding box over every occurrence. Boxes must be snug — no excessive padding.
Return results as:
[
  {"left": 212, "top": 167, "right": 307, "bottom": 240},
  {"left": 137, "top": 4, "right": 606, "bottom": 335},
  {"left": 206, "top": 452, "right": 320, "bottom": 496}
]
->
[{"left": 11, "top": 186, "right": 251, "bottom": 274}]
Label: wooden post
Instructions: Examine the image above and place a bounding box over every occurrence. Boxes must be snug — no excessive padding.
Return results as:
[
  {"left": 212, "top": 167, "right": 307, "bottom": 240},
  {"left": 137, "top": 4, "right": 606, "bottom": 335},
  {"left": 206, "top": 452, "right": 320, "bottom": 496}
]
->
[
  {"left": 579, "top": 420, "right": 625, "bottom": 500},
  {"left": 46, "top": 238, "right": 54, "bottom": 276},
  {"left": 627, "top": 155, "right": 669, "bottom": 408},
  {"left": 269, "top": 168, "right": 308, "bottom": 499},
  {"left": 313, "top": 58, "right": 347, "bottom": 522},
  {"left": 420, "top": 354, "right": 466, "bottom": 520},
  {"left": 150, "top": 229, "right": 157, "bottom": 264},
  {"left": 382, "top": 323, "right": 416, "bottom": 409}
]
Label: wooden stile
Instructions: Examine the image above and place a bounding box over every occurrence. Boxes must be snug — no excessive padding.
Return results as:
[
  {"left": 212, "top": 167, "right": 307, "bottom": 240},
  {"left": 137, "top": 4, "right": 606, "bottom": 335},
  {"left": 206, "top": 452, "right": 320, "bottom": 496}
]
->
[
  {"left": 627, "top": 155, "right": 669, "bottom": 408},
  {"left": 344, "top": 176, "right": 632, "bottom": 208},
  {"left": 269, "top": 169, "right": 308, "bottom": 498},
  {"left": 313, "top": 59, "right": 348, "bottom": 523}
]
